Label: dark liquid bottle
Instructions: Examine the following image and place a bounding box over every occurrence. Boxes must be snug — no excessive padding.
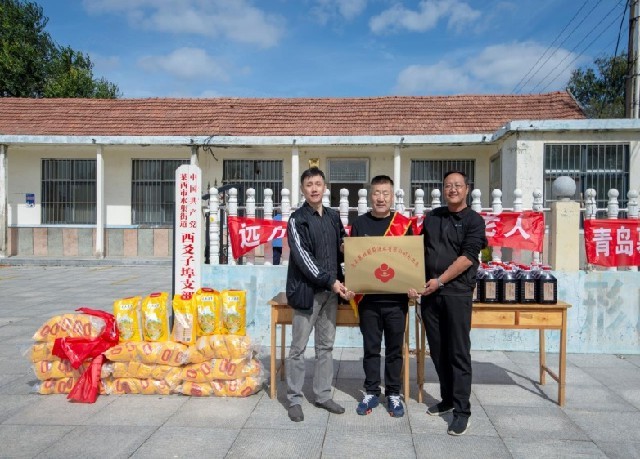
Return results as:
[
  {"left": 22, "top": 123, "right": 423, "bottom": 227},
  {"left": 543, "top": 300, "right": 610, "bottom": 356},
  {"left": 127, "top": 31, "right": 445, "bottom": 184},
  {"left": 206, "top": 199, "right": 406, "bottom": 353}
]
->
[
  {"left": 480, "top": 267, "right": 499, "bottom": 303},
  {"left": 536, "top": 266, "right": 557, "bottom": 304},
  {"left": 499, "top": 267, "right": 518, "bottom": 304},
  {"left": 473, "top": 266, "right": 485, "bottom": 303},
  {"left": 517, "top": 265, "right": 537, "bottom": 304}
]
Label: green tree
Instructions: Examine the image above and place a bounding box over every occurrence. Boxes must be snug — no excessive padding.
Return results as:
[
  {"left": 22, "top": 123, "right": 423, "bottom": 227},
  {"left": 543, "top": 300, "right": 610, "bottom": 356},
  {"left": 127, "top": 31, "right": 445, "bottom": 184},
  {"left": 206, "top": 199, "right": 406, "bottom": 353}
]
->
[
  {"left": 0, "top": 0, "right": 120, "bottom": 98},
  {"left": 567, "top": 53, "right": 627, "bottom": 118}
]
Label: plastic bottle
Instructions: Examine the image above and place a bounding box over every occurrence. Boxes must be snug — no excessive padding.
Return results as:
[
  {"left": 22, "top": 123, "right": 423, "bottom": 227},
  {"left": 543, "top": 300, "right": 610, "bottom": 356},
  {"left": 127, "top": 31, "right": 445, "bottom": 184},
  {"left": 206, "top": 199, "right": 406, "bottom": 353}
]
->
[
  {"left": 480, "top": 264, "right": 499, "bottom": 303},
  {"left": 536, "top": 266, "right": 557, "bottom": 304},
  {"left": 473, "top": 265, "right": 485, "bottom": 303}
]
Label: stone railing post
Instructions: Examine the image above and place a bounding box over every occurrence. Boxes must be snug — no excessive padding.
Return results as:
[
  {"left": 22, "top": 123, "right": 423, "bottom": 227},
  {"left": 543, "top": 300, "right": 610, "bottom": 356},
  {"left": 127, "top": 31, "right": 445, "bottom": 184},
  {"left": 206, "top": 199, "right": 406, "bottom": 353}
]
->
[
  {"left": 471, "top": 188, "right": 482, "bottom": 263},
  {"left": 491, "top": 189, "right": 503, "bottom": 263},
  {"left": 549, "top": 177, "right": 580, "bottom": 271},
  {"left": 430, "top": 188, "right": 441, "bottom": 210},
  {"left": 512, "top": 188, "right": 523, "bottom": 264},
  {"left": 532, "top": 188, "right": 543, "bottom": 266},
  {"left": 245, "top": 188, "right": 256, "bottom": 265},
  {"left": 263, "top": 188, "right": 274, "bottom": 266},
  {"left": 414, "top": 189, "right": 425, "bottom": 220},
  {"left": 323, "top": 189, "right": 330, "bottom": 208},
  {"left": 395, "top": 189, "right": 405, "bottom": 215},
  {"left": 606, "top": 189, "right": 620, "bottom": 272},
  {"left": 628, "top": 189, "right": 639, "bottom": 271},
  {"left": 281, "top": 189, "right": 291, "bottom": 266},
  {"left": 339, "top": 189, "right": 349, "bottom": 227},
  {"left": 358, "top": 189, "right": 368, "bottom": 216},
  {"left": 227, "top": 188, "right": 238, "bottom": 265},
  {"left": 208, "top": 187, "right": 220, "bottom": 265}
]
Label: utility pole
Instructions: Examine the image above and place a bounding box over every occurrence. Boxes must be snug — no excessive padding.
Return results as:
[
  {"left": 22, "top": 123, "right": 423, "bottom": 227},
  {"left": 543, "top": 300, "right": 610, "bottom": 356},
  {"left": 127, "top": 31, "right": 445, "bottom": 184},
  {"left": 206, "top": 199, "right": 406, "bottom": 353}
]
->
[{"left": 627, "top": 0, "right": 640, "bottom": 118}]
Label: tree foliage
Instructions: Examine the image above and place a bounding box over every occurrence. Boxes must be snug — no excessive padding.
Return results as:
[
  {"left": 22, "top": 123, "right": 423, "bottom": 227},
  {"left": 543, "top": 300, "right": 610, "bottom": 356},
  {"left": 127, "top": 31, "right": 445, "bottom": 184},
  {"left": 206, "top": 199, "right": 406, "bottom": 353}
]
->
[
  {"left": 567, "top": 53, "right": 627, "bottom": 118},
  {"left": 0, "top": 0, "right": 120, "bottom": 98}
]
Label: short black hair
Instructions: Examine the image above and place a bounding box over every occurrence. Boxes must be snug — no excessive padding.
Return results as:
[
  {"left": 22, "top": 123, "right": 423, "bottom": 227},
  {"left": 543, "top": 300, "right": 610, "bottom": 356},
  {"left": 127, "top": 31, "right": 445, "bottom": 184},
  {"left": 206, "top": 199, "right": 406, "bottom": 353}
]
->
[
  {"left": 300, "top": 167, "right": 326, "bottom": 184},
  {"left": 443, "top": 170, "right": 469, "bottom": 185},
  {"left": 371, "top": 175, "right": 393, "bottom": 186}
]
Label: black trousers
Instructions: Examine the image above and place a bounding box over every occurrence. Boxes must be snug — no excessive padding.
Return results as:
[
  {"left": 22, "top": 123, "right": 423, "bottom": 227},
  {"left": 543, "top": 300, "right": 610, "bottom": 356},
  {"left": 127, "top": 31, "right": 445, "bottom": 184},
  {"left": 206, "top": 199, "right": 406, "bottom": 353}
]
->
[
  {"left": 358, "top": 301, "right": 408, "bottom": 397},
  {"left": 421, "top": 293, "right": 472, "bottom": 418}
]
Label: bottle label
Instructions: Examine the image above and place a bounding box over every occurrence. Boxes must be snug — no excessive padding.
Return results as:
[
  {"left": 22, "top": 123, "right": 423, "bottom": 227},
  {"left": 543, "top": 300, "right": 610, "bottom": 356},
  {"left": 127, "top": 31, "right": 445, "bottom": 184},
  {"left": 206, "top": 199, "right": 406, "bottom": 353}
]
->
[
  {"left": 543, "top": 283, "right": 555, "bottom": 301},
  {"left": 485, "top": 282, "right": 496, "bottom": 300},
  {"left": 505, "top": 283, "right": 516, "bottom": 301},
  {"left": 524, "top": 281, "right": 535, "bottom": 299}
]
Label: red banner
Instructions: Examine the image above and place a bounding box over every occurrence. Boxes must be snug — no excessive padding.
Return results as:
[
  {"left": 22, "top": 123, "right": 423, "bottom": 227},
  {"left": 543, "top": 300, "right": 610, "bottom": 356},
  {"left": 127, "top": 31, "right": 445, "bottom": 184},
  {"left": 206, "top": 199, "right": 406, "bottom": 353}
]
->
[
  {"left": 583, "top": 219, "right": 640, "bottom": 267},
  {"left": 227, "top": 216, "right": 287, "bottom": 259},
  {"left": 481, "top": 211, "right": 545, "bottom": 252}
]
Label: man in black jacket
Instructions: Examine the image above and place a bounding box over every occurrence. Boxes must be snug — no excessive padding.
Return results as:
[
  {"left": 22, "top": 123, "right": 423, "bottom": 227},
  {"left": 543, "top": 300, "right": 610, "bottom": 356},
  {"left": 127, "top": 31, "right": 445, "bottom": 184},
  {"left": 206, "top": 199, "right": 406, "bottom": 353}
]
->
[
  {"left": 285, "top": 167, "right": 353, "bottom": 422},
  {"left": 409, "top": 170, "right": 487, "bottom": 436},
  {"left": 349, "top": 175, "right": 411, "bottom": 418}
]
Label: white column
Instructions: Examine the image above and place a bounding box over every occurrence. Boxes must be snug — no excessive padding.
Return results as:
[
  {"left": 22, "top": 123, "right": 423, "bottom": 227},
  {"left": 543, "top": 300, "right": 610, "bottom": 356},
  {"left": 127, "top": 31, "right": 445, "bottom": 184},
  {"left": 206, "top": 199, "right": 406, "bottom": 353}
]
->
[
  {"left": 491, "top": 189, "right": 503, "bottom": 263},
  {"left": 627, "top": 189, "right": 639, "bottom": 271},
  {"left": 227, "top": 188, "right": 238, "bottom": 265},
  {"left": 0, "top": 145, "right": 7, "bottom": 258},
  {"left": 245, "top": 188, "right": 256, "bottom": 265},
  {"left": 607, "top": 189, "right": 620, "bottom": 272},
  {"left": 95, "top": 145, "right": 105, "bottom": 259},
  {"left": 393, "top": 145, "right": 401, "bottom": 191},
  {"left": 190, "top": 145, "right": 199, "bottom": 166},
  {"left": 291, "top": 145, "right": 300, "bottom": 207},
  {"left": 263, "top": 188, "right": 273, "bottom": 266}
]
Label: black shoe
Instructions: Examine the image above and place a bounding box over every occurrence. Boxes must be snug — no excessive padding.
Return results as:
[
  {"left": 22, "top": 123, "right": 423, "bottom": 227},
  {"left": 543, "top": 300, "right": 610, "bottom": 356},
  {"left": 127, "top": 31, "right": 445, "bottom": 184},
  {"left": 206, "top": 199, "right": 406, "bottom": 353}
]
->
[
  {"left": 448, "top": 415, "right": 470, "bottom": 436},
  {"left": 426, "top": 402, "right": 454, "bottom": 416},
  {"left": 314, "top": 399, "right": 345, "bottom": 414},
  {"left": 288, "top": 404, "right": 304, "bottom": 422}
]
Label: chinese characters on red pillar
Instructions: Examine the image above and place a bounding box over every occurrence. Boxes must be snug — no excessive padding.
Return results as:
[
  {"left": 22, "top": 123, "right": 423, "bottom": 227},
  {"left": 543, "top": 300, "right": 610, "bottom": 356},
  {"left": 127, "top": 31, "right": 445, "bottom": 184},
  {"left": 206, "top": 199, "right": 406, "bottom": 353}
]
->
[
  {"left": 174, "top": 165, "right": 202, "bottom": 297},
  {"left": 584, "top": 219, "right": 640, "bottom": 267}
]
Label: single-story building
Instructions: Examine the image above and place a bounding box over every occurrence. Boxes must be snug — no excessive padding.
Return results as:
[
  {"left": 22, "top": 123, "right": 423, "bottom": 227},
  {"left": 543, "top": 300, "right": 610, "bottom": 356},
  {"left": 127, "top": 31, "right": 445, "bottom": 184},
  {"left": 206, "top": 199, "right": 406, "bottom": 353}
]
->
[{"left": 1, "top": 91, "right": 639, "bottom": 259}]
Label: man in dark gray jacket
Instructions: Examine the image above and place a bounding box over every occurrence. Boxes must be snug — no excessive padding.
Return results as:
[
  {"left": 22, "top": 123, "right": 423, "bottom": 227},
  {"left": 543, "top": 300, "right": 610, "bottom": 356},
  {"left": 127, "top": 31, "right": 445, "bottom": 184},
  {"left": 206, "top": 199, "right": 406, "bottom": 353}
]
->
[{"left": 285, "top": 167, "right": 353, "bottom": 422}]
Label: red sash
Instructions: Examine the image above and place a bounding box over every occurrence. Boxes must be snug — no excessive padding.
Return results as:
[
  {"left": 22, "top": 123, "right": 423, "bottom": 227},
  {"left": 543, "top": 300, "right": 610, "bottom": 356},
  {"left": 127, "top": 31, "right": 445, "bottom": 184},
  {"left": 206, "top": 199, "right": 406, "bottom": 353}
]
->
[{"left": 349, "top": 212, "right": 411, "bottom": 316}]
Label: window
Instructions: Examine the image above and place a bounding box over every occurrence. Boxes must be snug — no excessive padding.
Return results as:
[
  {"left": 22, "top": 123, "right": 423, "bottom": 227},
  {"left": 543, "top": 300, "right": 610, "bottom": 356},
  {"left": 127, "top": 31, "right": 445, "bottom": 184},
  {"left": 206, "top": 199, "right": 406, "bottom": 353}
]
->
[
  {"left": 132, "top": 159, "right": 189, "bottom": 225},
  {"left": 223, "top": 160, "right": 283, "bottom": 214},
  {"left": 410, "top": 159, "right": 475, "bottom": 204},
  {"left": 41, "top": 159, "right": 96, "bottom": 224},
  {"left": 489, "top": 151, "right": 502, "bottom": 193},
  {"left": 543, "top": 144, "right": 629, "bottom": 209}
]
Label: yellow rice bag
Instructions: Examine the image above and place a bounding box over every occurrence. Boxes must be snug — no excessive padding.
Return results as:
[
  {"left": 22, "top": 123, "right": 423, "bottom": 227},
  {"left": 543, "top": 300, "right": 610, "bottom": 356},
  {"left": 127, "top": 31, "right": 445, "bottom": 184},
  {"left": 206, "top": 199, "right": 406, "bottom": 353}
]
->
[
  {"left": 220, "top": 290, "right": 246, "bottom": 336},
  {"left": 187, "top": 334, "right": 252, "bottom": 363},
  {"left": 141, "top": 292, "right": 170, "bottom": 342},
  {"left": 194, "top": 288, "right": 221, "bottom": 336},
  {"left": 32, "top": 360, "right": 87, "bottom": 381},
  {"left": 102, "top": 377, "right": 171, "bottom": 395},
  {"left": 36, "top": 378, "right": 77, "bottom": 395},
  {"left": 29, "top": 342, "right": 55, "bottom": 362},
  {"left": 32, "top": 313, "right": 105, "bottom": 342},
  {"left": 171, "top": 294, "right": 197, "bottom": 345},
  {"left": 104, "top": 341, "right": 188, "bottom": 367},
  {"left": 178, "top": 377, "right": 261, "bottom": 397},
  {"left": 113, "top": 296, "right": 143, "bottom": 342},
  {"left": 101, "top": 361, "right": 183, "bottom": 387}
]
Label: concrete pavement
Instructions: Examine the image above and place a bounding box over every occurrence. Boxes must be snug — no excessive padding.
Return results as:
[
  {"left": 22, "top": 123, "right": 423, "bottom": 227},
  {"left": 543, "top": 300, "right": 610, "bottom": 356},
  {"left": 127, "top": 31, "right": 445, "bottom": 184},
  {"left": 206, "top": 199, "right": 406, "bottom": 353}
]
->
[{"left": 0, "top": 264, "right": 639, "bottom": 458}]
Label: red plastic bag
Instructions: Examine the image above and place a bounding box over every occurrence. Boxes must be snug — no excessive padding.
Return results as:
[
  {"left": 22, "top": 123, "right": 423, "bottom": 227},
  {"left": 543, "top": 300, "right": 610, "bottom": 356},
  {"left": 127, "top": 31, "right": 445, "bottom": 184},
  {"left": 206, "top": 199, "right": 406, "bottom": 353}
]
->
[
  {"left": 51, "top": 308, "right": 119, "bottom": 403},
  {"left": 67, "top": 354, "right": 104, "bottom": 403}
]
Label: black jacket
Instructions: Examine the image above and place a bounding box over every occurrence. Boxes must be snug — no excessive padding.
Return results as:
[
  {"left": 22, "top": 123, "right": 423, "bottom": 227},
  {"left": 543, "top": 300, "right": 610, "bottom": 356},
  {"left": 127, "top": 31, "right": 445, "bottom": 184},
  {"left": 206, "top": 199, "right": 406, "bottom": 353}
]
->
[
  {"left": 286, "top": 203, "right": 345, "bottom": 310},
  {"left": 421, "top": 206, "right": 487, "bottom": 296}
]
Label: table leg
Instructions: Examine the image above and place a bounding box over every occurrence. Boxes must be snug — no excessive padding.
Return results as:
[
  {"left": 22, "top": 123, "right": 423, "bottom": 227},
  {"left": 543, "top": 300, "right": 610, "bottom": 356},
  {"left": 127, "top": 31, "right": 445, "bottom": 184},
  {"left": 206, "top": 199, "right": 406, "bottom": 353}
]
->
[
  {"left": 415, "top": 310, "right": 423, "bottom": 404},
  {"left": 539, "top": 328, "right": 546, "bottom": 385},
  {"left": 270, "top": 310, "right": 276, "bottom": 399},
  {"left": 559, "top": 309, "right": 567, "bottom": 406}
]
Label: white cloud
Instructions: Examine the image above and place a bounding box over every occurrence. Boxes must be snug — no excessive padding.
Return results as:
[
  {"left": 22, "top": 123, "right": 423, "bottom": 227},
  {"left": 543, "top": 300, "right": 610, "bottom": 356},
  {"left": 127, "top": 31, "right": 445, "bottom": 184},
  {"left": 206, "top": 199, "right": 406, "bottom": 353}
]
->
[
  {"left": 370, "top": 0, "right": 480, "bottom": 34},
  {"left": 395, "top": 62, "right": 473, "bottom": 94},
  {"left": 82, "top": 0, "right": 285, "bottom": 48},
  {"left": 312, "top": 0, "right": 367, "bottom": 24},
  {"left": 394, "top": 41, "right": 580, "bottom": 95},
  {"left": 138, "top": 47, "right": 228, "bottom": 81}
]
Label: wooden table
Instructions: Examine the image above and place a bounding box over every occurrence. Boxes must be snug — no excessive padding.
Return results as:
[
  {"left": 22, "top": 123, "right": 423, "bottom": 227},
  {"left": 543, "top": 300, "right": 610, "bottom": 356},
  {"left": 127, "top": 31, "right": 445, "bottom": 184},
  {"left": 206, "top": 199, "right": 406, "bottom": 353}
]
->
[
  {"left": 415, "top": 301, "right": 572, "bottom": 406},
  {"left": 268, "top": 292, "right": 411, "bottom": 399}
]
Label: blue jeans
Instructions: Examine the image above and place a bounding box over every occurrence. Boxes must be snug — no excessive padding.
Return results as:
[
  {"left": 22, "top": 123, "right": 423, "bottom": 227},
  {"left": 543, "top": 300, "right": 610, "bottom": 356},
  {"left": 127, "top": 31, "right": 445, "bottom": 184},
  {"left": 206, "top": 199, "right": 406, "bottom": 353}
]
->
[{"left": 286, "top": 290, "right": 338, "bottom": 407}]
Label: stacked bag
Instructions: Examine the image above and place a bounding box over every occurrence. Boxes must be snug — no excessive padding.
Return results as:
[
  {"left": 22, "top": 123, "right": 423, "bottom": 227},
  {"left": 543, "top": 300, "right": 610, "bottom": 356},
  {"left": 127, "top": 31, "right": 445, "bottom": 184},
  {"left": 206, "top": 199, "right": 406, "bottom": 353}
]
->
[{"left": 28, "top": 288, "right": 263, "bottom": 400}]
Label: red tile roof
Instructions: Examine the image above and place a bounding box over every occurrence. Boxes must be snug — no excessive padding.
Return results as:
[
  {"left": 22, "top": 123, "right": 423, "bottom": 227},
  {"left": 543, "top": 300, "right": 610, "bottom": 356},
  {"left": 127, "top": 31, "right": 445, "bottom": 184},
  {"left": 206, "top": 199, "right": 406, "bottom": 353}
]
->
[{"left": 0, "top": 92, "right": 585, "bottom": 137}]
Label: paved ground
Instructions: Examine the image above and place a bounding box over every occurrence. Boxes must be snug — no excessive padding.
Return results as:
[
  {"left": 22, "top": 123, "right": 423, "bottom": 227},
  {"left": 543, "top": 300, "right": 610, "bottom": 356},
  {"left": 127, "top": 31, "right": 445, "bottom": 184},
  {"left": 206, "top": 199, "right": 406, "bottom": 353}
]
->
[{"left": 0, "top": 264, "right": 640, "bottom": 458}]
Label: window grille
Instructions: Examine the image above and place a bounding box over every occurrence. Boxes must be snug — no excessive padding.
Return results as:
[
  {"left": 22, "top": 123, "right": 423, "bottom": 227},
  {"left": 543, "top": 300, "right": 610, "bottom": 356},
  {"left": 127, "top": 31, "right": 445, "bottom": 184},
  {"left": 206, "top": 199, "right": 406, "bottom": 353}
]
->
[
  {"left": 132, "top": 159, "right": 189, "bottom": 225},
  {"left": 410, "top": 159, "right": 476, "bottom": 204},
  {"left": 223, "top": 160, "right": 283, "bottom": 215},
  {"left": 543, "top": 144, "right": 629, "bottom": 210},
  {"left": 328, "top": 159, "right": 368, "bottom": 183},
  {"left": 41, "top": 159, "right": 96, "bottom": 224}
]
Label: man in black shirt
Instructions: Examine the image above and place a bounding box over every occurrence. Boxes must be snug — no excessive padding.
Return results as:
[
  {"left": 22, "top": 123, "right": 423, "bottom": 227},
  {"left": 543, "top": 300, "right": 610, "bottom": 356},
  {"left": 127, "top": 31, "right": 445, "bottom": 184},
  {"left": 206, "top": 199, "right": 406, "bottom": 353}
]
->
[
  {"left": 350, "top": 175, "right": 411, "bottom": 417},
  {"left": 409, "top": 170, "right": 487, "bottom": 436},
  {"left": 285, "top": 167, "right": 353, "bottom": 422}
]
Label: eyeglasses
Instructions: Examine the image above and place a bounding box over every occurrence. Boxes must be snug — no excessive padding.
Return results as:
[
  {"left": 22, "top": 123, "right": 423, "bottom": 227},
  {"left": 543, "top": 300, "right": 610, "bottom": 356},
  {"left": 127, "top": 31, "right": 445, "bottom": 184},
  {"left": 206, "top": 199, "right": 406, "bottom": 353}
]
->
[
  {"left": 372, "top": 191, "right": 392, "bottom": 198},
  {"left": 444, "top": 183, "right": 466, "bottom": 190}
]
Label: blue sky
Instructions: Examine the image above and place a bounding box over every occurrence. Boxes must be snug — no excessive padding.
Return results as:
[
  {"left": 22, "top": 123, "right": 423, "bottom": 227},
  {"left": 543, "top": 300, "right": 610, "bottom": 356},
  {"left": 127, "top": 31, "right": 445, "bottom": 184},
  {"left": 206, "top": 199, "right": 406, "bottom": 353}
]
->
[{"left": 36, "top": 0, "right": 628, "bottom": 98}]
